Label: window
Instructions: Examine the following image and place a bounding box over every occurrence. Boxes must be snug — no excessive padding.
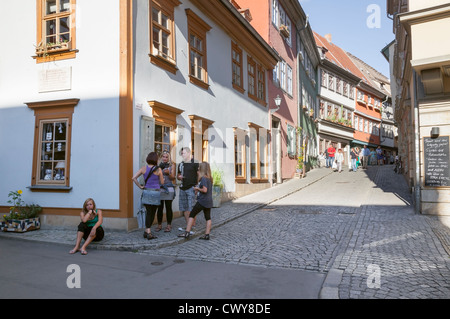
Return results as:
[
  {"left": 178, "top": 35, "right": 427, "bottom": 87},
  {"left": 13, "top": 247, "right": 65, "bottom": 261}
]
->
[
  {"left": 354, "top": 115, "right": 358, "bottom": 129},
  {"left": 287, "top": 124, "right": 296, "bottom": 157},
  {"left": 35, "top": 0, "right": 76, "bottom": 62},
  {"left": 273, "top": 63, "right": 280, "bottom": 86},
  {"left": 190, "top": 115, "right": 213, "bottom": 162},
  {"left": 186, "top": 9, "right": 211, "bottom": 89},
  {"left": 328, "top": 73, "right": 334, "bottom": 91},
  {"left": 257, "top": 65, "right": 266, "bottom": 102},
  {"left": 272, "top": 0, "right": 279, "bottom": 26},
  {"left": 248, "top": 57, "right": 256, "bottom": 99},
  {"left": 321, "top": 70, "right": 327, "bottom": 87},
  {"left": 279, "top": 61, "right": 286, "bottom": 91},
  {"left": 249, "top": 123, "right": 268, "bottom": 182},
  {"left": 232, "top": 42, "right": 244, "bottom": 92},
  {"left": 26, "top": 99, "right": 79, "bottom": 190},
  {"left": 150, "top": 0, "right": 180, "bottom": 73},
  {"left": 359, "top": 118, "right": 363, "bottom": 131},
  {"left": 234, "top": 128, "right": 246, "bottom": 182},
  {"left": 155, "top": 123, "right": 172, "bottom": 156},
  {"left": 287, "top": 65, "right": 293, "bottom": 95},
  {"left": 336, "top": 78, "right": 342, "bottom": 94}
]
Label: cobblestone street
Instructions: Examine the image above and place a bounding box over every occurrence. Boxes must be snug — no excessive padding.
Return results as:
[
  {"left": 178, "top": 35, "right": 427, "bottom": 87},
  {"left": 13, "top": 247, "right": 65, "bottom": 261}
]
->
[{"left": 141, "top": 165, "right": 450, "bottom": 299}]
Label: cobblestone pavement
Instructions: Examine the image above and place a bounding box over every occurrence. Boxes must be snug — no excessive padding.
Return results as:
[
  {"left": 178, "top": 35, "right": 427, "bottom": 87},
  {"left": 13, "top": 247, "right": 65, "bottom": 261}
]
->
[
  {"left": 139, "top": 165, "right": 450, "bottom": 299},
  {"left": 1, "top": 165, "right": 449, "bottom": 299}
]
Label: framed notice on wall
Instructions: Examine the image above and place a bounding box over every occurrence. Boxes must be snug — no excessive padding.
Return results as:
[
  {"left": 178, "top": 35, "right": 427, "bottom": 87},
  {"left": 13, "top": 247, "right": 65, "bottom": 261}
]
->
[{"left": 424, "top": 136, "right": 450, "bottom": 187}]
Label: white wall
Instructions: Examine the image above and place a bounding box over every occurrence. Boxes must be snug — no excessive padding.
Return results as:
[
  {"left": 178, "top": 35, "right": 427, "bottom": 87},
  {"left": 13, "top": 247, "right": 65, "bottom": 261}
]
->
[{"left": 0, "top": 0, "right": 122, "bottom": 210}]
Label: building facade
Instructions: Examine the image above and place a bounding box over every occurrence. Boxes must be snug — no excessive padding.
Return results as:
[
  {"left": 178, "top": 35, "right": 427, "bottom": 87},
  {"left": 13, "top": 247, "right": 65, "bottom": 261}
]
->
[
  {"left": 0, "top": 0, "right": 279, "bottom": 230},
  {"left": 387, "top": 0, "right": 450, "bottom": 215},
  {"left": 234, "top": 0, "right": 319, "bottom": 181}
]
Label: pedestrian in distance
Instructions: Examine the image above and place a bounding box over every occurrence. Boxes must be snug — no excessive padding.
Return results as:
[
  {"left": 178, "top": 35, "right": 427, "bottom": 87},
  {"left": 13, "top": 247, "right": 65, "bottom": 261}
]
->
[
  {"left": 327, "top": 144, "right": 336, "bottom": 169},
  {"left": 132, "top": 152, "right": 164, "bottom": 240},
  {"left": 335, "top": 148, "right": 344, "bottom": 173},
  {"left": 376, "top": 146, "right": 383, "bottom": 166},
  {"left": 178, "top": 162, "right": 214, "bottom": 240},
  {"left": 350, "top": 147, "right": 359, "bottom": 172},
  {"left": 155, "top": 151, "right": 176, "bottom": 233},
  {"left": 177, "top": 147, "right": 199, "bottom": 233},
  {"left": 69, "top": 198, "right": 104, "bottom": 255},
  {"left": 362, "top": 145, "right": 370, "bottom": 169}
]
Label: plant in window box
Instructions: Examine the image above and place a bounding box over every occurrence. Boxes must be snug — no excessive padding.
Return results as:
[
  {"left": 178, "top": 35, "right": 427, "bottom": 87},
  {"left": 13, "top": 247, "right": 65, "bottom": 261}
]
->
[
  {"left": 35, "top": 39, "right": 71, "bottom": 56},
  {"left": 211, "top": 167, "right": 224, "bottom": 208},
  {"left": 1, "top": 190, "right": 42, "bottom": 233},
  {"left": 279, "top": 24, "right": 290, "bottom": 38}
]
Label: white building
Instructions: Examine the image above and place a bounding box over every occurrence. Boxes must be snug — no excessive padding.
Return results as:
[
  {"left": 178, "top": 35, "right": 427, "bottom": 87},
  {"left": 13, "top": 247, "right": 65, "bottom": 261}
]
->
[{"left": 0, "top": 0, "right": 278, "bottom": 230}]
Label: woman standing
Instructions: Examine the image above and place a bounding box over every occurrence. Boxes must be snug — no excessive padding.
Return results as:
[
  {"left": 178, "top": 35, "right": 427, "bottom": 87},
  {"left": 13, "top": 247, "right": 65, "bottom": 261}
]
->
[
  {"left": 350, "top": 147, "right": 359, "bottom": 172},
  {"left": 335, "top": 148, "right": 344, "bottom": 173},
  {"left": 155, "top": 151, "right": 176, "bottom": 232},
  {"left": 132, "top": 152, "right": 164, "bottom": 240}
]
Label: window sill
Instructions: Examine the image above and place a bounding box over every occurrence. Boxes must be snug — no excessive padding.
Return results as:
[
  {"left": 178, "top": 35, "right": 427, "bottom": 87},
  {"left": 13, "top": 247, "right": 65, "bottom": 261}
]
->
[
  {"left": 233, "top": 83, "right": 245, "bottom": 94},
  {"left": 189, "top": 75, "right": 210, "bottom": 90},
  {"left": 149, "top": 54, "right": 178, "bottom": 75},
  {"left": 33, "top": 49, "right": 78, "bottom": 64},
  {"left": 28, "top": 185, "right": 72, "bottom": 192}
]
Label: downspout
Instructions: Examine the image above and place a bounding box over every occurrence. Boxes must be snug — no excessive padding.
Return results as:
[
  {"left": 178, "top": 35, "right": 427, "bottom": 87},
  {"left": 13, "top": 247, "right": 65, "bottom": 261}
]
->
[{"left": 412, "top": 70, "right": 421, "bottom": 214}]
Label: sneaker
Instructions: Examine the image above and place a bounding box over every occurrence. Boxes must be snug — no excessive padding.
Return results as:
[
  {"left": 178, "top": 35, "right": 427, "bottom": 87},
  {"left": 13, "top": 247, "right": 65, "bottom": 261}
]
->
[
  {"left": 189, "top": 230, "right": 195, "bottom": 235},
  {"left": 178, "top": 227, "right": 184, "bottom": 231}
]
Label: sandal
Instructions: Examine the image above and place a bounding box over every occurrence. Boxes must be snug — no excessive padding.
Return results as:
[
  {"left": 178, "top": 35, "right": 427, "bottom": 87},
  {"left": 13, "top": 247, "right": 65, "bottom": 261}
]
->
[
  {"left": 178, "top": 231, "right": 190, "bottom": 239},
  {"left": 199, "top": 234, "right": 210, "bottom": 240},
  {"left": 164, "top": 225, "right": 172, "bottom": 232},
  {"left": 81, "top": 250, "right": 88, "bottom": 255},
  {"left": 69, "top": 249, "right": 80, "bottom": 254},
  {"left": 147, "top": 233, "right": 157, "bottom": 240},
  {"left": 155, "top": 225, "right": 163, "bottom": 232}
]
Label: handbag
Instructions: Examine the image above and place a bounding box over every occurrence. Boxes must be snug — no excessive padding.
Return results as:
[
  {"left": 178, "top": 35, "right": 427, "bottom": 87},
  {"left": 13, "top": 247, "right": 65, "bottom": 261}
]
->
[{"left": 332, "top": 161, "right": 337, "bottom": 170}]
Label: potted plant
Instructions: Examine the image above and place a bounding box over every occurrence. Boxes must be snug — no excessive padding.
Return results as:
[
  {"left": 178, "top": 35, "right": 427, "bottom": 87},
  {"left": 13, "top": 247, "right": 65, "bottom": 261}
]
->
[
  {"left": 1, "top": 190, "right": 42, "bottom": 233},
  {"left": 211, "top": 167, "right": 224, "bottom": 208}
]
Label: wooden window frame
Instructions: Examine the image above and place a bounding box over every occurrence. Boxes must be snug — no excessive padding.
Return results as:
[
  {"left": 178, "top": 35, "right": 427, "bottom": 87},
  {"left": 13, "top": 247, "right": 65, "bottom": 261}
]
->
[
  {"left": 149, "top": 0, "right": 181, "bottom": 74},
  {"left": 26, "top": 98, "right": 79, "bottom": 191},
  {"left": 234, "top": 128, "right": 247, "bottom": 183},
  {"left": 189, "top": 115, "right": 214, "bottom": 163},
  {"left": 186, "top": 9, "right": 211, "bottom": 90},
  {"left": 232, "top": 42, "right": 244, "bottom": 93},
  {"left": 248, "top": 123, "right": 268, "bottom": 183},
  {"left": 247, "top": 56, "right": 257, "bottom": 101},
  {"left": 35, "top": 0, "right": 77, "bottom": 63},
  {"left": 257, "top": 64, "right": 266, "bottom": 105}
]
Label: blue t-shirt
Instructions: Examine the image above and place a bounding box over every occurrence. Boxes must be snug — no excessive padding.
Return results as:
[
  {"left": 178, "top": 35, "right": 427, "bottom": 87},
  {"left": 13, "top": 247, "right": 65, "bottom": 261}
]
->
[{"left": 197, "top": 176, "right": 213, "bottom": 208}]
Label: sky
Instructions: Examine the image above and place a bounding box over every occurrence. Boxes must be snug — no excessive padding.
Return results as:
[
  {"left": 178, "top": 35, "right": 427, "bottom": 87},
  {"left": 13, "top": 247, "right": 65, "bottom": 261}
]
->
[{"left": 299, "top": 0, "right": 394, "bottom": 78}]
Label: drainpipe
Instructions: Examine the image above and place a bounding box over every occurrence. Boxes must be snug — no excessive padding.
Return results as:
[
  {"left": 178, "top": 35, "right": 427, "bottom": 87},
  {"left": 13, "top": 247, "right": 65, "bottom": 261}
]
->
[{"left": 412, "top": 70, "right": 421, "bottom": 214}]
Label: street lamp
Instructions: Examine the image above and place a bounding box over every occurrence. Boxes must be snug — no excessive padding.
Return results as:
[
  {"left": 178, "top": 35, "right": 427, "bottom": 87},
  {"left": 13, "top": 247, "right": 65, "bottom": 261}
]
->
[{"left": 271, "top": 95, "right": 282, "bottom": 114}]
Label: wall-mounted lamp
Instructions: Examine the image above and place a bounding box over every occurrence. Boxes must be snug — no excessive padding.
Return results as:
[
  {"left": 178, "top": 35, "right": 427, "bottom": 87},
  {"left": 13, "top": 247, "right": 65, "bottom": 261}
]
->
[
  {"left": 431, "top": 127, "right": 440, "bottom": 138},
  {"left": 270, "top": 95, "right": 282, "bottom": 114}
]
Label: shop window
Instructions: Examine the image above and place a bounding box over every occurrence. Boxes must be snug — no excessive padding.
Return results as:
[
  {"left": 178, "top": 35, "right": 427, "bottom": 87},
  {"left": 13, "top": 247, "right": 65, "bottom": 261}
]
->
[{"left": 26, "top": 98, "right": 79, "bottom": 190}]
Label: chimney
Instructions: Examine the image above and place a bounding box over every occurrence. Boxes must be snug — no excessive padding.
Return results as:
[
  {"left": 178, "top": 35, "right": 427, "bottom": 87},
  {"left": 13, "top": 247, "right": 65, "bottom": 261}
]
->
[{"left": 325, "top": 34, "right": 332, "bottom": 43}]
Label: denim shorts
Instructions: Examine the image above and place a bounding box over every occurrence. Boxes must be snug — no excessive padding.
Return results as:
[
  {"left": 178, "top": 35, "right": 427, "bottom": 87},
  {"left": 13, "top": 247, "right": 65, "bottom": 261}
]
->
[
  {"left": 179, "top": 187, "right": 195, "bottom": 211},
  {"left": 142, "top": 189, "right": 161, "bottom": 206}
]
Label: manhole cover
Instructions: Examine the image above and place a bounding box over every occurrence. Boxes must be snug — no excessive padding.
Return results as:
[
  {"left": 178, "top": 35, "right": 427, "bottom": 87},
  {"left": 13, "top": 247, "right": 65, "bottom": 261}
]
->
[
  {"left": 151, "top": 261, "right": 164, "bottom": 266},
  {"left": 173, "top": 259, "right": 185, "bottom": 264}
]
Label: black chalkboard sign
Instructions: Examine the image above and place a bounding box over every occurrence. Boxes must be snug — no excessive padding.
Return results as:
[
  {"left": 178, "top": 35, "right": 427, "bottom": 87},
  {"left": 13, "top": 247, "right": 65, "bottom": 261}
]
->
[{"left": 424, "top": 136, "right": 450, "bottom": 187}]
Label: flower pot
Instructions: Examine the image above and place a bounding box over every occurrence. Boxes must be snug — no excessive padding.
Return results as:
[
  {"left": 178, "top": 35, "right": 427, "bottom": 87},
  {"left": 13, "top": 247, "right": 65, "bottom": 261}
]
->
[
  {"left": 212, "top": 186, "right": 222, "bottom": 208},
  {"left": 1, "top": 217, "right": 40, "bottom": 233}
]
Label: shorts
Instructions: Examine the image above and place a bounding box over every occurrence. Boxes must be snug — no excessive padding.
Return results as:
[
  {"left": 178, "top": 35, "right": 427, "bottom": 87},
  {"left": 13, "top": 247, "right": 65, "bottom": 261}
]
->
[
  {"left": 179, "top": 187, "right": 195, "bottom": 212},
  {"left": 77, "top": 222, "right": 104, "bottom": 242},
  {"left": 189, "top": 202, "right": 211, "bottom": 221}
]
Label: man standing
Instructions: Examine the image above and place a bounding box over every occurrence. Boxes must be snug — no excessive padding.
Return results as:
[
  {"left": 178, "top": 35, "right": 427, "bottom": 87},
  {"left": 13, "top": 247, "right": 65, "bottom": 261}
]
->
[
  {"left": 177, "top": 147, "right": 199, "bottom": 232},
  {"left": 327, "top": 144, "right": 336, "bottom": 169},
  {"left": 362, "top": 145, "right": 370, "bottom": 169}
]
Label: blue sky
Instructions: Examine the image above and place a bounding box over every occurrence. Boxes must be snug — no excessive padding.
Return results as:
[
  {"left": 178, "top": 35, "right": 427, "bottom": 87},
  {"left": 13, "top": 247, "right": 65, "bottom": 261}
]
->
[{"left": 299, "top": 0, "right": 394, "bottom": 78}]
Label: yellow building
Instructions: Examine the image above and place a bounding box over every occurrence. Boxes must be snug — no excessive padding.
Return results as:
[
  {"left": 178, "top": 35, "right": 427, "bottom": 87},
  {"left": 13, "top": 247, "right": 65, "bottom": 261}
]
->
[{"left": 387, "top": 0, "right": 450, "bottom": 215}]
